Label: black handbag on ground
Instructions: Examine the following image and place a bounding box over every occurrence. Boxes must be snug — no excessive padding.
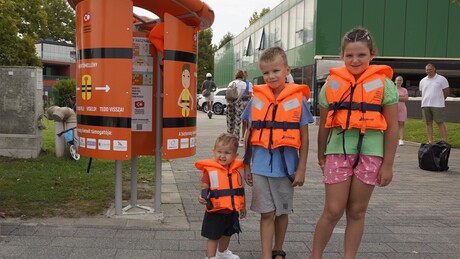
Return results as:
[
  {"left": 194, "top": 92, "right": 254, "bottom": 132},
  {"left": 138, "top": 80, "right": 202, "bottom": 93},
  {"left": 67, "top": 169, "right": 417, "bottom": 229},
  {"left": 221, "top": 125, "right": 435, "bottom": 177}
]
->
[{"left": 418, "top": 141, "right": 451, "bottom": 171}]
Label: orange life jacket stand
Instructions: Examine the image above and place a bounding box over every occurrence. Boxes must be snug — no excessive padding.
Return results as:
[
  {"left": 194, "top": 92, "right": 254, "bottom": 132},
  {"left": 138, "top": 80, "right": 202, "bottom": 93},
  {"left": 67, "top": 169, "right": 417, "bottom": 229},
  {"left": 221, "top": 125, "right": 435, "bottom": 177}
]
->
[{"left": 68, "top": 0, "right": 214, "bottom": 216}]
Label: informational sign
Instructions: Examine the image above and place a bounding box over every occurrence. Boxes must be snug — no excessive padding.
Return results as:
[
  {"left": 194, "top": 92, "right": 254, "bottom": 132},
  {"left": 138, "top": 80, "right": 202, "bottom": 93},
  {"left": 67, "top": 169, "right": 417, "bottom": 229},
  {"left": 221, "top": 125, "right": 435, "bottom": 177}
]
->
[
  {"left": 131, "top": 31, "right": 156, "bottom": 156},
  {"left": 75, "top": 0, "right": 133, "bottom": 160},
  {"left": 162, "top": 13, "right": 197, "bottom": 159},
  {"left": 132, "top": 35, "right": 153, "bottom": 132}
]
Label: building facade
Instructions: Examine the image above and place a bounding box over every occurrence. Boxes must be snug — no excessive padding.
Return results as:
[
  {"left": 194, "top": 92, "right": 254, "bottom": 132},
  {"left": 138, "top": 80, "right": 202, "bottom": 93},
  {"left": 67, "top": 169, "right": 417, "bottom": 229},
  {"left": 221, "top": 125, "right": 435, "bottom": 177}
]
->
[
  {"left": 35, "top": 40, "right": 77, "bottom": 104},
  {"left": 213, "top": 0, "right": 460, "bottom": 115}
]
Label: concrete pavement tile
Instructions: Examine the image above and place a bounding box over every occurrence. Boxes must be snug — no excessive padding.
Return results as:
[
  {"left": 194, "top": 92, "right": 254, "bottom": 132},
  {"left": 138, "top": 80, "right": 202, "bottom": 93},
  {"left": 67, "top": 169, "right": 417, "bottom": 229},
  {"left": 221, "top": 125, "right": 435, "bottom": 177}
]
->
[
  {"left": 383, "top": 253, "right": 435, "bottom": 258},
  {"left": 3, "top": 235, "right": 53, "bottom": 246},
  {"left": 0, "top": 223, "right": 17, "bottom": 235},
  {"left": 161, "top": 183, "right": 179, "bottom": 195},
  {"left": 114, "top": 229, "right": 155, "bottom": 239},
  {"left": 73, "top": 217, "right": 128, "bottom": 227},
  {"left": 114, "top": 249, "right": 162, "bottom": 259},
  {"left": 73, "top": 226, "right": 117, "bottom": 237},
  {"left": 9, "top": 224, "right": 38, "bottom": 236},
  {"left": 134, "top": 238, "right": 179, "bottom": 250},
  {"left": 161, "top": 191, "right": 181, "bottom": 203},
  {"left": 21, "top": 245, "right": 74, "bottom": 258},
  {"left": 50, "top": 236, "right": 103, "bottom": 248},
  {"left": 67, "top": 247, "right": 117, "bottom": 259},
  {"left": 387, "top": 242, "right": 438, "bottom": 253},
  {"left": 154, "top": 230, "right": 195, "bottom": 240},
  {"left": 428, "top": 242, "right": 460, "bottom": 253},
  {"left": 0, "top": 245, "right": 28, "bottom": 257},
  {"left": 34, "top": 225, "right": 77, "bottom": 236},
  {"left": 159, "top": 250, "right": 203, "bottom": 258}
]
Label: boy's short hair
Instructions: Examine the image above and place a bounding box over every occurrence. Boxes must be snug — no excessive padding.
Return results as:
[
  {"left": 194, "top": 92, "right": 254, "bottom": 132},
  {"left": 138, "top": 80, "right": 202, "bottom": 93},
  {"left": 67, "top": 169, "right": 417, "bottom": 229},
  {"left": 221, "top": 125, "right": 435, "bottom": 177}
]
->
[
  {"left": 214, "top": 133, "right": 239, "bottom": 152},
  {"left": 259, "top": 47, "right": 289, "bottom": 66}
]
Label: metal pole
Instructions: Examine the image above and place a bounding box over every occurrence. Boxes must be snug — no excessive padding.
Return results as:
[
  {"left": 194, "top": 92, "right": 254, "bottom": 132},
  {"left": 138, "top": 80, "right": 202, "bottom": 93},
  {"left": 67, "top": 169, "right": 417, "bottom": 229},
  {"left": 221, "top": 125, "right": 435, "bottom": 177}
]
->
[
  {"left": 115, "top": 160, "right": 123, "bottom": 215},
  {"left": 154, "top": 51, "right": 163, "bottom": 213},
  {"left": 130, "top": 156, "right": 138, "bottom": 206}
]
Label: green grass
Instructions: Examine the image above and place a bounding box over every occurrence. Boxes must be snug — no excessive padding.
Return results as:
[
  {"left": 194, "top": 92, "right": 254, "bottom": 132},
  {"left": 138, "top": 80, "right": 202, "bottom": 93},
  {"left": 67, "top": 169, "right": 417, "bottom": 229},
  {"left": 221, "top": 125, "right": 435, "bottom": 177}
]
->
[
  {"left": 0, "top": 120, "right": 155, "bottom": 218},
  {"left": 404, "top": 119, "right": 460, "bottom": 148}
]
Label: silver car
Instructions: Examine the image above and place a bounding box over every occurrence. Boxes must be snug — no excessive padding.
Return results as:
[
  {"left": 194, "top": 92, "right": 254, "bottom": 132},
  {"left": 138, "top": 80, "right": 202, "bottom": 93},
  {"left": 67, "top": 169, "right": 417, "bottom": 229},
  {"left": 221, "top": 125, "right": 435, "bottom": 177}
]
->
[{"left": 197, "top": 88, "right": 227, "bottom": 115}]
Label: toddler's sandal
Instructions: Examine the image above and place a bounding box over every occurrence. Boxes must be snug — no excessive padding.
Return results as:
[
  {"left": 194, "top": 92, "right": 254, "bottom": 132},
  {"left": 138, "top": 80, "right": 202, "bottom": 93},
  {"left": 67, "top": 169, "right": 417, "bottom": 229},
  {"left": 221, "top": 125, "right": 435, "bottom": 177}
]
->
[{"left": 272, "top": 250, "right": 286, "bottom": 259}]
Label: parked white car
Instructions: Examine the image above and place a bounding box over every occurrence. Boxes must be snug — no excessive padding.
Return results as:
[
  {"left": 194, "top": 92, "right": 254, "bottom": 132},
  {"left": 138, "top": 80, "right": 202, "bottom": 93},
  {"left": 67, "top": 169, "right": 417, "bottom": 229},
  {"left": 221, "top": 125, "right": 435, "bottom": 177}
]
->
[{"left": 197, "top": 88, "right": 227, "bottom": 115}]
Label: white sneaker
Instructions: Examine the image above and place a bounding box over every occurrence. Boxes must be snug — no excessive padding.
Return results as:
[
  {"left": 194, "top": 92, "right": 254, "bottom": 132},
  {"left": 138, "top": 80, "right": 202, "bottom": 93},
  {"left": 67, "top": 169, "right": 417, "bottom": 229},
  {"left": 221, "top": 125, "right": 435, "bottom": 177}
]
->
[
  {"left": 398, "top": 139, "right": 405, "bottom": 146},
  {"left": 216, "top": 249, "right": 240, "bottom": 259}
]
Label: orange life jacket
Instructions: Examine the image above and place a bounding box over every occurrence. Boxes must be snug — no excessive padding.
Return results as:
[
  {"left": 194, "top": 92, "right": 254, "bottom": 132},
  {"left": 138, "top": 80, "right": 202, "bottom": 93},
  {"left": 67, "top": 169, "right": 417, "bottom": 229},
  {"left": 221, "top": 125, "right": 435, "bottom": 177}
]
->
[
  {"left": 250, "top": 83, "right": 310, "bottom": 149},
  {"left": 195, "top": 159, "right": 245, "bottom": 213},
  {"left": 325, "top": 65, "right": 393, "bottom": 132}
]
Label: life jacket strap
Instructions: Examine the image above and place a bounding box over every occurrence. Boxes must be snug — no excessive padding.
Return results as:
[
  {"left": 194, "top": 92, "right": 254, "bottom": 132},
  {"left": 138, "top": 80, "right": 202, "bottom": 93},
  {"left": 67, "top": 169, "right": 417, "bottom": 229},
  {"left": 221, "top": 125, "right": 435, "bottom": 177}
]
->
[
  {"left": 352, "top": 132, "right": 365, "bottom": 169},
  {"left": 251, "top": 120, "right": 300, "bottom": 131},
  {"left": 209, "top": 188, "right": 245, "bottom": 199},
  {"left": 329, "top": 101, "right": 382, "bottom": 113},
  {"left": 279, "top": 146, "right": 294, "bottom": 183}
]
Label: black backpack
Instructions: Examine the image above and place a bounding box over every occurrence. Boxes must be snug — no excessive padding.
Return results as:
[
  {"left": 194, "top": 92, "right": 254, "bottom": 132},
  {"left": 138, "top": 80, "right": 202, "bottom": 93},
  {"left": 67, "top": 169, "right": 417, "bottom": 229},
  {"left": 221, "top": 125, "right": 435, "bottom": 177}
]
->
[{"left": 418, "top": 141, "right": 451, "bottom": 171}]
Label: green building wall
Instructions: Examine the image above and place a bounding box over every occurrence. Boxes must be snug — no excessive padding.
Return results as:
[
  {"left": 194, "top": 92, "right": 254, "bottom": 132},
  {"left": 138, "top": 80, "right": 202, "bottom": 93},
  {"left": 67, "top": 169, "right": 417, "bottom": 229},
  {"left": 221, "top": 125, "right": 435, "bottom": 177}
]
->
[
  {"left": 316, "top": 0, "right": 460, "bottom": 57},
  {"left": 213, "top": 0, "right": 460, "bottom": 87}
]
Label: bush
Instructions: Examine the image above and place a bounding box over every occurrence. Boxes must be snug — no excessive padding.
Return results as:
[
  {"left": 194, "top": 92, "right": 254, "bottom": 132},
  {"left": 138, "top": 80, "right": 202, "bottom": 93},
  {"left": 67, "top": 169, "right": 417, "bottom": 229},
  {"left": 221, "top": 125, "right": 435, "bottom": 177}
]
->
[{"left": 52, "top": 79, "right": 76, "bottom": 107}]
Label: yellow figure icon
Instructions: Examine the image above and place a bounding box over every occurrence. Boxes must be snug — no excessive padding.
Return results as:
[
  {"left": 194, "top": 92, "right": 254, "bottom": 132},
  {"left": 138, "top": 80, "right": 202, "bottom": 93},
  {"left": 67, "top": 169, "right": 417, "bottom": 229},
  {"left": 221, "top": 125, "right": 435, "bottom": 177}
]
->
[
  {"left": 82, "top": 75, "right": 92, "bottom": 100},
  {"left": 177, "top": 64, "right": 193, "bottom": 117}
]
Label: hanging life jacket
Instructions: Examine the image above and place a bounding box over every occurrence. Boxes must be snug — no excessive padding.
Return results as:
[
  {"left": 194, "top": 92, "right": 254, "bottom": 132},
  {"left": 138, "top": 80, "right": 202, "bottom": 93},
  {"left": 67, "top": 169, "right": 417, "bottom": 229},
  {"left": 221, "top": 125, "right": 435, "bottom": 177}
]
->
[
  {"left": 195, "top": 159, "right": 245, "bottom": 213},
  {"left": 324, "top": 65, "right": 393, "bottom": 168},
  {"left": 243, "top": 83, "right": 310, "bottom": 181}
]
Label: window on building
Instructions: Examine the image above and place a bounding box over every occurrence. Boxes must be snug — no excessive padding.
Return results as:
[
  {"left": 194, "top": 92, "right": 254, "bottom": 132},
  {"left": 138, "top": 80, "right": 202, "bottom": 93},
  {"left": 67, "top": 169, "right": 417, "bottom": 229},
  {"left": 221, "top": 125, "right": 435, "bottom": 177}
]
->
[
  {"left": 295, "top": 1, "right": 305, "bottom": 47},
  {"left": 288, "top": 7, "right": 297, "bottom": 49},
  {"left": 281, "top": 12, "right": 289, "bottom": 50},
  {"left": 274, "top": 16, "right": 282, "bottom": 48},
  {"left": 269, "top": 20, "right": 275, "bottom": 48},
  {"left": 258, "top": 28, "right": 267, "bottom": 51},
  {"left": 304, "top": 0, "right": 314, "bottom": 43}
]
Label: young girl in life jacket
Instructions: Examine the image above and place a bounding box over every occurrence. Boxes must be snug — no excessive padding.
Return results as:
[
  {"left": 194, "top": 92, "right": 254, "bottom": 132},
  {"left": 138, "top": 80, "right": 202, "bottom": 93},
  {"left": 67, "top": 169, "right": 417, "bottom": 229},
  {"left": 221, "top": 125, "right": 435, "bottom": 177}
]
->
[
  {"left": 310, "top": 28, "right": 399, "bottom": 259},
  {"left": 196, "top": 133, "right": 246, "bottom": 259}
]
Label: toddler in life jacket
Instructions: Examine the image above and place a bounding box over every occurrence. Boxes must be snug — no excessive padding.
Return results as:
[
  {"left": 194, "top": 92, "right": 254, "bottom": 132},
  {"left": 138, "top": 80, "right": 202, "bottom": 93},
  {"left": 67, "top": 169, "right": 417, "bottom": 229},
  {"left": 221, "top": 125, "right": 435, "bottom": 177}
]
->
[{"left": 195, "top": 133, "right": 246, "bottom": 259}]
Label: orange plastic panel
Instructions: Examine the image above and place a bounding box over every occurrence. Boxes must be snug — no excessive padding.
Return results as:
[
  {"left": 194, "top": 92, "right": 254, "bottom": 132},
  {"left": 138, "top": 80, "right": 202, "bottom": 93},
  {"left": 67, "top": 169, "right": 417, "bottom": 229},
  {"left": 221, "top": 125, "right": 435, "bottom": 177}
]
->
[{"left": 162, "top": 13, "right": 197, "bottom": 159}]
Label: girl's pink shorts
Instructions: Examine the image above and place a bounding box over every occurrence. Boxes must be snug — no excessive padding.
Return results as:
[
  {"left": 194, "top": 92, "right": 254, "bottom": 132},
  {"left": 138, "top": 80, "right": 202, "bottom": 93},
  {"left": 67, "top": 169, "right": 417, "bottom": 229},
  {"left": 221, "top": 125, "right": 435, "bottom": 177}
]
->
[{"left": 323, "top": 154, "right": 383, "bottom": 186}]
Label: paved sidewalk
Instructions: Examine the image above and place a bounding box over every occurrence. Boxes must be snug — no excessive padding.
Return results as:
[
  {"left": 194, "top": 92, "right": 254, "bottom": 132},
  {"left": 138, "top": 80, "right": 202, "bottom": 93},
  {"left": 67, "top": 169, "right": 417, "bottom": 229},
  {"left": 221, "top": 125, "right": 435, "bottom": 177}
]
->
[{"left": 1, "top": 112, "right": 459, "bottom": 258}]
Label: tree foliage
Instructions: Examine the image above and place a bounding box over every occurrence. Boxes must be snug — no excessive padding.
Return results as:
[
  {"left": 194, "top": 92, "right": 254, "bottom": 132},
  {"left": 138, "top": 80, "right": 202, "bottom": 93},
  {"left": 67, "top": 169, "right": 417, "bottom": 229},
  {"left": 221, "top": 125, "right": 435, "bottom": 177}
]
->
[
  {"left": 249, "top": 7, "right": 270, "bottom": 26},
  {"left": 218, "top": 32, "right": 234, "bottom": 49},
  {"left": 41, "top": 0, "right": 76, "bottom": 42},
  {"left": 0, "top": 0, "right": 75, "bottom": 66},
  {"left": 452, "top": 0, "right": 460, "bottom": 5},
  {"left": 197, "top": 28, "right": 216, "bottom": 90}
]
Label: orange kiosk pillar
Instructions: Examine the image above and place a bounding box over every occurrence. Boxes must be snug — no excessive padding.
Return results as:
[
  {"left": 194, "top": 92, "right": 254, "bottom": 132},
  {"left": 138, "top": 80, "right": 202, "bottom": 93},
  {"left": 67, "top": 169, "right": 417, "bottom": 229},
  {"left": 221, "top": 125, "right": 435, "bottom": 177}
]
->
[{"left": 69, "top": 0, "right": 214, "bottom": 216}]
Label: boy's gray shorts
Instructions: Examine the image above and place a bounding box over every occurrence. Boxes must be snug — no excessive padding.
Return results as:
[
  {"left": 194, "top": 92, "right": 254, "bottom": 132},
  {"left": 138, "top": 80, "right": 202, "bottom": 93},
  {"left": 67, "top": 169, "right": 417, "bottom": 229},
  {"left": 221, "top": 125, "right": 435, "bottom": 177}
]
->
[{"left": 250, "top": 174, "right": 294, "bottom": 216}]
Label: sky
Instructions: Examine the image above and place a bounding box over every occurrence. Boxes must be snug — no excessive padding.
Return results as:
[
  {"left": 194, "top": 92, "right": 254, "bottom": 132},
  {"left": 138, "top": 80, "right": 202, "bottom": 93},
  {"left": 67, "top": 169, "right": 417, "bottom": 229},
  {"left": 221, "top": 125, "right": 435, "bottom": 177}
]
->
[{"left": 133, "top": 0, "right": 283, "bottom": 46}]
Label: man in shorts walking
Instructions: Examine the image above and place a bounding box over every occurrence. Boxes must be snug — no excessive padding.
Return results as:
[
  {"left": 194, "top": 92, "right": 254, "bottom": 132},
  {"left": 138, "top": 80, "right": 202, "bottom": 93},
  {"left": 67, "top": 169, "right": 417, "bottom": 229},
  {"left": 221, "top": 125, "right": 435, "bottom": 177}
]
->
[{"left": 419, "top": 63, "right": 450, "bottom": 143}]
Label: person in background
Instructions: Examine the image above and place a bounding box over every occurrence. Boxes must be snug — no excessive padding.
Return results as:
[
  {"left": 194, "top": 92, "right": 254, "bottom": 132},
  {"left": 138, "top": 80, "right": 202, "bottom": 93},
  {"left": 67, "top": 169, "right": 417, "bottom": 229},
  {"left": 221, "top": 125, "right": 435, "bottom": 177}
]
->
[
  {"left": 395, "top": 75, "right": 408, "bottom": 145},
  {"left": 226, "top": 70, "right": 247, "bottom": 142},
  {"left": 310, "top": 27, "right": 398, "bottom": 259},
  {"left": 242, "top": 46, "right": 314, "bottom": 259},
  {"left": 196, "top": 133, "right": 246, "bottom": 259},
  {"left": 240, "top": 70, "right": 253, "bottom": 146},
  {"left": 285, "top": 73, "right": 294, "bottom": 83},
  {"left": 202, "top": 73, "right": 217, "bottom": 119},
  {"left": 419, "top": 63, "right": 449, "bottom": 144}
]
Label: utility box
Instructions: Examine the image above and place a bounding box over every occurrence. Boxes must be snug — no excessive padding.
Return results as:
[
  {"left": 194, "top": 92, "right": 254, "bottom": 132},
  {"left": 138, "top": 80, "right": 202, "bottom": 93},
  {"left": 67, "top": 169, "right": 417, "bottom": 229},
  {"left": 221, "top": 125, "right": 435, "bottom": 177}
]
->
[{"left": 0, "top": 67, "right": 44, "bottom": 158}]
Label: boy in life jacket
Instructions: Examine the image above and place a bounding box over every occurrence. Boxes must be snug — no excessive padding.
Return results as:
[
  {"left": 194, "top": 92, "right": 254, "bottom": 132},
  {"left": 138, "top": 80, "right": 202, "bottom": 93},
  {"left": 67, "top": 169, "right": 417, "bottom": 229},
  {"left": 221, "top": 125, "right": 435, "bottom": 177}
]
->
[
  {"left": 241, "top": 46, "right": 314, "bottom": 259},
  {"left": 196, "top": 133, "right": 246, "bottom": 259},
  {"left": 310, "top": 28, "right": 399, "bottom": 259}
]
